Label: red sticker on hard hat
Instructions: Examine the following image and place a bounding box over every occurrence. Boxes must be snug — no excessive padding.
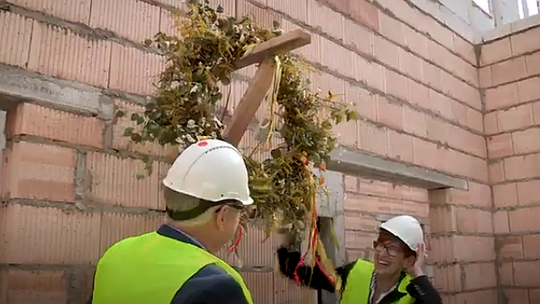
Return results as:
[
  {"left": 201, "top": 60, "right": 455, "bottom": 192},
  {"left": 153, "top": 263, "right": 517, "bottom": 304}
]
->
[{"left": 198, "top": 141, "right": 208, "bottom": 147}]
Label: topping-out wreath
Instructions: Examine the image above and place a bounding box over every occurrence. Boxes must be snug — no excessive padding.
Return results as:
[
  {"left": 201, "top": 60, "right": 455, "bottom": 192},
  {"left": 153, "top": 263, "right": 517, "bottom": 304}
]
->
[{"left": 120, "top": 0, "right": 358, "bottom": 277}]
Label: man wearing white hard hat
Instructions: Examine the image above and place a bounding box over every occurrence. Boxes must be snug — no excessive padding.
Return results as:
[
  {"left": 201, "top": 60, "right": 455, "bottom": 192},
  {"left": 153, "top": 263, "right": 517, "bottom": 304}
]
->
[
  {"left": 277, "top": 215, "right": 442, "bottom": 304},
  {"left": 88, "top": 139, "right": 254, "bottom": 304}
]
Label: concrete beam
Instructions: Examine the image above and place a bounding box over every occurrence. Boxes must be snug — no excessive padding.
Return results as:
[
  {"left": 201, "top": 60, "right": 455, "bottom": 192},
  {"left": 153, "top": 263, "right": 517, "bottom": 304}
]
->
[
  {"left": 328, "top": 147, "right": 469, "bottom": 190},
  {"left": 0, "top": 65, "right": 113, "bottom": 119}
]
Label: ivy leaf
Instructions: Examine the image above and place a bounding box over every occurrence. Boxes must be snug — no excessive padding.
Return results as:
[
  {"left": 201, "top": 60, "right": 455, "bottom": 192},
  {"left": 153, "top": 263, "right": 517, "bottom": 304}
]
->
[{"left": 123, "top": 127, "right": 134, "bottom": 137}]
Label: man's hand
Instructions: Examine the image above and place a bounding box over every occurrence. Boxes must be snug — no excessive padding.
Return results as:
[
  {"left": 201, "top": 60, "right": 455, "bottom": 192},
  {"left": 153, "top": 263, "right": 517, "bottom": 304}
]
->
[{"left": 406, "top": 243, "right": 427, "bottom": 278}]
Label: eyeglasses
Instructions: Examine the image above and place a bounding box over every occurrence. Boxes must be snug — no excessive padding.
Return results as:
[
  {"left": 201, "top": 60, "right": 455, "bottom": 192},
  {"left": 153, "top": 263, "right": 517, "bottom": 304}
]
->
[
  {"left": 215, "top": 202, "right": 245, "bottom": 213},
  {"left": 373, "top": 241, "right": 401, "bottom": 257}
]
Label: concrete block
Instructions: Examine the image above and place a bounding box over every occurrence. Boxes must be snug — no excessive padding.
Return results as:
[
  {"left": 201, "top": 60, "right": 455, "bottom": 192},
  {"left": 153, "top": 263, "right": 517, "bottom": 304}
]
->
[
  {"left": 314, "top": 169, "right": 344, "bottom": 218},
  {"left": 328, "top": 147, "right": 469, "bottom": 190},
  {"left": 0, "top": 64, "right": 114, "bottom": 119}
]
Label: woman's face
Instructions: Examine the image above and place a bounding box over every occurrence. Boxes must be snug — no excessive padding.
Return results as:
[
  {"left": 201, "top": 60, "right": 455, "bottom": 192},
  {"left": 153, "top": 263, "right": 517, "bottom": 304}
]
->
[{"left": 372, "top": 233, "right": 415, "bottom": 276}]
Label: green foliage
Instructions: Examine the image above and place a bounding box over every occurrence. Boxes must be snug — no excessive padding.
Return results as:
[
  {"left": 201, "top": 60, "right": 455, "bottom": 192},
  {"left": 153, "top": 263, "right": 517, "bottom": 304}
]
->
[{"left": 125, "top": 0, "right": 359, "bottom": 240}]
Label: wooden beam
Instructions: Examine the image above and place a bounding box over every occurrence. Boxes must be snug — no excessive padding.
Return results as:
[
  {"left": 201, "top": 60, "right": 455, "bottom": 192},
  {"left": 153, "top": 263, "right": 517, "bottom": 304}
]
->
[
  {"left": 234, "top": 29, "right": 311, "bottom": 70},
  {"left": 224, "top": 59, "right": 275, "bottom": 146}
]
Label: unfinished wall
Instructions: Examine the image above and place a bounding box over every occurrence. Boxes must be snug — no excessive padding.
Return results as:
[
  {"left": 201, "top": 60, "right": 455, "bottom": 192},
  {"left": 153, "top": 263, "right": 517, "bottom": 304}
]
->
[
  {"left": 0, "top": 0, "right": 506, "bottom": 303},
  {"left": 480, "top": 22, "right": 540, "bottom": 303}
]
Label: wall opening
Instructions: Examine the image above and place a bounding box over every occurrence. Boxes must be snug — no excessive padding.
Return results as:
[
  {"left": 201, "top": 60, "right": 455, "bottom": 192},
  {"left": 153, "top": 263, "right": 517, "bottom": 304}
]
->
[
  {"left": 317, "top": 216, "right": 339, "bottom": 304},
  {"left": 0, "top": 110, "right": 5, "bottom": 194}
]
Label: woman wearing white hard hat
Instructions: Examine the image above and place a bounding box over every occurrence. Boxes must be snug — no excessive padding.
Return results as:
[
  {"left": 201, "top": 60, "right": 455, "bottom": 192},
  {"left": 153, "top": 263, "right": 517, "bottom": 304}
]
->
[
  {"left": 88, "top": 139, "right": 255, "bottom": 304},
  {"left": 278, "top": 215, "right": 442, "bottom": 304}
]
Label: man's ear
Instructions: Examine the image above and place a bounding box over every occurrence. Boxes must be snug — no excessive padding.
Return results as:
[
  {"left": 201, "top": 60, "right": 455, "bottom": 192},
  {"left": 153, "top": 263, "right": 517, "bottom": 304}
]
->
[{"left": 214, "top": 206, "right": 227, "bottom": 230}]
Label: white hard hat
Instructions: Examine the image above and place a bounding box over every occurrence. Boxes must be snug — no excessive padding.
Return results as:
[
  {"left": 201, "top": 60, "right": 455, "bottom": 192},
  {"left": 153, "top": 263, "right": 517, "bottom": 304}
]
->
[
  {"left": 163, "top": 139, "right": 254, "bottom": 205},
  {"left": 380, "top": 215, "right": 424, "bottom": 252}
]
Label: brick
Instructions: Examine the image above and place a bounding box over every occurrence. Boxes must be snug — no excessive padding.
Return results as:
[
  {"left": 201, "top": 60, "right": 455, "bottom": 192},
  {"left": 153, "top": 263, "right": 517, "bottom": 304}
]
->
[
  {"left": 308, "top": 0, "right": 344, "bottom": 42},
  {"left": 347, "top": 0, "right": 379, "bottom": 31},
  {"left": 517, "top": 77, "right": 540, "bottom": 104},
  {"left": 484, "top": 111, "right": 499, "bottom": 135},
  {"left": 514, "top": 261, "right": 540, "bottom": 287},
  {"left": 6, "top": 103, "right": 104, "bottom": 148},
  {"left": 238, "top": 0, "right": 282, "bottom": 29},
  {"left": 523, "top": 234, "right": 540, "bottom": 259},
  {"left": 534, "top": 101, "right": 540, "bottom": 124},
  {"left": 498, "top": 262, "right": 514, "bottom": 286},
  {"left": 343, "top": 17, "right": 374, "bottom": 56},
  {"left": 504, "top": 154, "right": 540, "bottom": 181},
  {"left": 404, "top": 26, "right": 428, "bottom": 60},
  {"left": 402, "top": 107, "right": 427, "bottom": 137},
  {"left": 455, "top": 290, "right": 498, "bottom": 304},
  {"left": 8, "top": 0, "right": 92, "bottom": 23},
  {"left": 412, "top": 138, "right": 439, "bottom": 170},
  {"left": 517, "top": 179, "right": 540, "bottom": 206},
  {"left": 455, "top": 207, "right": 493, "bottom": 234},
  {"left": 432, "top": 264, "right": 461, "bottom": 292},
  {"left": 502, "top": 289, "right": 529, "bottom": 304},
  {"left": 480, "top": 37, "right": 512, "bottom": 65},
  {"left": 377, "top": 96, "right": 403, "bottom": 130},
  {"left": 525, "top": 51, "right": 540, "bottom": 76},
  {"left": 27, "top": 22, "right": 112, "bottom": 88},
  {"left": 274, "top": 272, "right": 316, "bottom": 303},
  {"left": 463, "top": 263, "right": 497, "bottom": 290},
  {"left": 509, "top": 207, "right": 540, "bottom": 233},
  {"left": 531, "top": 290, "right": 540, "bottom": 303},
  {"left": 511, "top": 27, "right": 540, "bottom": 56},
  {"left": 513, "top": 128, "right": 540, "bottom": 155},
  {"left": 491, "top": 57, "right": 527, "bottom": 86},
  {"left": 421, "top": 62, "right": 442, "bottom": 91},
  {"left": 493, "top": 211, "right": 510, "bottom": 234},
  {"left": 0, "top": 269, "right": 68, "bottom": 304},
  {"left": 344, "top": 174, "right": 358, "bottom": 192},
  {"left": 387, "top": 130, "right": 414, "bottom": 163},
  {"left": 478, "top": 66, "right": 492, "bottom": 88},
  {"left": 89, "top": 0, "right": 161, "bottom": 43},
  {"left": 1, "top": 141, "right": 76, "bottom": 202},
  {"left": 374, "top": 35, "right": 399, "bottom": 70},
  {"left": 493, "top": 183, "right": 518, "bottom": 208},
  {"left": 108, "top": 44, "right": 164, "bottom": 95},
  {"left": 452, "top": 235, "right": 496, "bottom": 262},
  {"left": 100, "top": 212, "right": 163, "bottom": 252},
  {"left": 496, "top": 236, "right": 524, "bottom": 259},
  {"left": 398, "top": 50, "right": 423, "bottom": 82},
  {"left": 0, "top": 11, "right": 33, "bottom": 68},
  {"left": 344, "top": 193, "right": 429, "bottom": 218},
  {"left": 484, "top": 82, "right": 519, "bottom": 111},
  {"left": 86, "top": 152, "right": 165, "bottom": 210},
  {"left": 498, "top": 103, "right": 534, "bottom": 132},
  {"left": 357, "top": 121, "right": 388, "bottom": 156},
  {"left": 489, "top": 161, "right": 505, "bottom": 184},
  {"left": 0, "top": 204, "right": 101, "bottom": 264},
  {"left": 112, "top": 100, "right": 177, "bottom": 157},
  {"left": 344, "top": 212, "right": 380, "bottom": 232},
  {"left": 487, "top": 133, "right": 514, "bottom": 158},
  {"left": 453, "top": 33, "right": 476, "bottom": 66},
  {"left": 242, "top": 272, "right": 274, "bottom": 304},
  {"left": 345, "top": 230, "right": 378, "bottom": 250}
]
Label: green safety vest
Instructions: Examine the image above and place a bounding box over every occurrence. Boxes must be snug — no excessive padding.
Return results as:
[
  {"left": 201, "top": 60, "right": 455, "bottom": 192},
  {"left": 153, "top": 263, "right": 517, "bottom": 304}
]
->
[
  {"left": 92, "top": 231, "right": 254, "bottom": 304},
  {"left": 340, "top": 259, "right": 415, "bottom": 304}
]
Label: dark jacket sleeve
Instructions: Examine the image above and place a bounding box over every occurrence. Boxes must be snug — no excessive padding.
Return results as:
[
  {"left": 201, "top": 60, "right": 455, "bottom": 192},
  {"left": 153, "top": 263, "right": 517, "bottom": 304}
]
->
[
  {"left": 408, "top": 275, "right": 442, "bottom": 304},
  {"left": 277, "top": 247, "right": 356, "bottom": 293},
  {"left": 171, "top": 264, "right": 249, "bottom": 304}
]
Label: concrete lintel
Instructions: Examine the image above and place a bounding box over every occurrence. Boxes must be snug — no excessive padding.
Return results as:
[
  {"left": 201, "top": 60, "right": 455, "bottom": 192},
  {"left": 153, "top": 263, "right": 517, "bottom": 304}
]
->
[
  {"left": 0, "top": 65, "right": 114, "bottom": 119},
  {"left": 328, "top": 147, "right": 469, "bottom": 190}
]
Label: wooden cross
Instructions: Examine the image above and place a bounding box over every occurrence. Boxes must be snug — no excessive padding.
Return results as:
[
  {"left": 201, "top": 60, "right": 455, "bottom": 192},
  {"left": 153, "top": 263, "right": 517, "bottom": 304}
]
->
[{"left": 222, "top": 29, "right": 311, "bottom": 146}]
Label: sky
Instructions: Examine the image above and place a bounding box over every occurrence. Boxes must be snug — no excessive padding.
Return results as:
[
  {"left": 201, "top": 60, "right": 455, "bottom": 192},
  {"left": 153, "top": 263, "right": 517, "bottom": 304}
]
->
[{"left": 474, "top": 0, "right": 539, "bottom": 17}]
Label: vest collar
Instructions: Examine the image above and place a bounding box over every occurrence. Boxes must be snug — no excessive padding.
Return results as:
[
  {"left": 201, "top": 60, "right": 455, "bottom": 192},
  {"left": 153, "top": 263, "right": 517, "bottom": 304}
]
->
[{"left": 157, "top": 224, "right": 207, "bottom": 250}]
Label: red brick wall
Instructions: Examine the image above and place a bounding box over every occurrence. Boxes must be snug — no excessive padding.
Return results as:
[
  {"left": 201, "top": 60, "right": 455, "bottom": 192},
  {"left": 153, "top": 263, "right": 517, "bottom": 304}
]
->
[
  {"left": 480, "top": 24, "right": 540, "bottom": 304},
  {"left": 3, "top": 0, "right": 536, "bottom": 303}
]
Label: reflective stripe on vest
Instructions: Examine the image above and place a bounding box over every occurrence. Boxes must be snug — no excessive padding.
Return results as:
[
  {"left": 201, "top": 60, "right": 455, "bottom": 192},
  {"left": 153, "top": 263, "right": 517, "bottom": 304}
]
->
[
  {"left": 340, "top": 259, "right": 415, "bottom": 304},
  {"left": 91, "top": 232, "right": 254, "bottom": 304}
]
